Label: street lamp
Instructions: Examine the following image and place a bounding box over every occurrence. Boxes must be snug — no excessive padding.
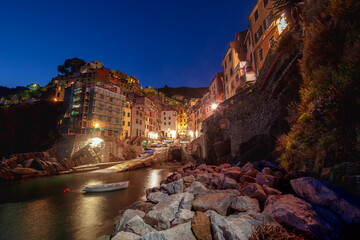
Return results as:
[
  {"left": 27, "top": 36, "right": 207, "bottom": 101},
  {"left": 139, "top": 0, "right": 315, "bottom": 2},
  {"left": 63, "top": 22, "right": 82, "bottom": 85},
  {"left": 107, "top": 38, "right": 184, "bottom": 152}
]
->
[{"left": 211, "top": 103, "right": 218, "bottom": 110}]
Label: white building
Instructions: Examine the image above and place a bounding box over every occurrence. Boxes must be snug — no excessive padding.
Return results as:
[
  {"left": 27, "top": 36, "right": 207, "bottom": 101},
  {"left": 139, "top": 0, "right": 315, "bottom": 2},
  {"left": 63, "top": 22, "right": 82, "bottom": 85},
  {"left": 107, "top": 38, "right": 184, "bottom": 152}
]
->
[{"left": 161, "top": 110, "right": 178, "bottom": 139}]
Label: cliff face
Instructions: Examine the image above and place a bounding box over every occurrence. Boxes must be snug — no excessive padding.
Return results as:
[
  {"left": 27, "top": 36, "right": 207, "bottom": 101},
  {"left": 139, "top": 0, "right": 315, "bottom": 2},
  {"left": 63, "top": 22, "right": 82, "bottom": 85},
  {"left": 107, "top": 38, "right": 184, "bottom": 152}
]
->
[
  {"left": 0, "top": 101, "right": 63, "bottom": 157},
  {"left": 200, "top": 35, "right": 302, "bottom": 165}
]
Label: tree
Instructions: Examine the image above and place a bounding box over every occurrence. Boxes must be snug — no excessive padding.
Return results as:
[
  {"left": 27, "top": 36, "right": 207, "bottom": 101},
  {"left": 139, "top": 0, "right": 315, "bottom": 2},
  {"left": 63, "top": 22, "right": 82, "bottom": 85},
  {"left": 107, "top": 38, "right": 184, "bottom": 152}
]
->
[{"left": 57, "top": 58, "right": 86, "bottom": 76}]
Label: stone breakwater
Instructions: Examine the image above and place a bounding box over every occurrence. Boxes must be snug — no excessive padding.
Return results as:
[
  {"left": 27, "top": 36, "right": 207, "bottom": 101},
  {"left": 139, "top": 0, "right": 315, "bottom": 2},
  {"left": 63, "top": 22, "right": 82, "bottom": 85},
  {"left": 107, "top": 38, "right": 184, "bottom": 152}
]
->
[{"left": 110, "top": 161, "right": 360, "bottom": 240}]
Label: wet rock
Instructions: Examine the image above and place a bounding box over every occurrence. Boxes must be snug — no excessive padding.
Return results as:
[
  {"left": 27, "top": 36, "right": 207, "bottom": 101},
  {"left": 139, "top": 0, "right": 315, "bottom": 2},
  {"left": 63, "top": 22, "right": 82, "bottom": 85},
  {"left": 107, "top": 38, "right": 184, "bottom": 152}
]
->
[
  {"left": 291, "top": 177, "right": 360, "bottom": 224},
  {"left": 186, "top": 181, "right": 208, "bottom": 198},
  {"left": 124, "top": 215, "right": 156, "bottom": 236},
  {"left": 147, "top": 192, "right": 169, "bottom": 204},
  {"left": 112, "top": 231, "right": 140, "bottom": 240},
  {"left": 161, "top": 179, "right": 184, "bottom": 195},
  {"left": 230, "top": 196, "right": 260, "bottom": 213},
  {"left": 264, "top": 194, "right": 343, "bottom": 240},
  {"left": 192, "top": 192, "right": 237, "bottom": 216},
  {"left": 171, "top": 209, "right": 194, "bottom": 226},
  {"left": 241, "top": 183, "right": 266, "bottom": 202},
  {"left": 113, "top": 209, "right": 146, "bottom": 236},
  {"left": 191, "top": 211, "right": 212, "bottom": 240}
]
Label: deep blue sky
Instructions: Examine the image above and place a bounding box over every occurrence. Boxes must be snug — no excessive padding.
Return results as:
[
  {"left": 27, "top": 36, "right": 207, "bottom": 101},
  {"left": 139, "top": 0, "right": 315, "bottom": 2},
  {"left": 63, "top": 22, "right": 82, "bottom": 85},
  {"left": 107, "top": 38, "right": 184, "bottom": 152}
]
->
[{"left": 0, "top": 0, "right": 255, "bottom": 88}]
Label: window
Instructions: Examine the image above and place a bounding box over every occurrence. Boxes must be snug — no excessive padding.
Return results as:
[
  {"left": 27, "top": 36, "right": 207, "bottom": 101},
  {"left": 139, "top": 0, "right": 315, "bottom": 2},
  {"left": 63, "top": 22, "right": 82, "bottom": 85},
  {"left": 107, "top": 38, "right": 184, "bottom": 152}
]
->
[
  {"left": 136, "top": 110, "right": 139, "bottom": 115},
  {"left": 269, "top": 35, "right": 275, "bottom": 47},
  {"left": 140, "top": 112, "right": 142, "bottom": 117},
  {"left": 127, "top": 112, "right": 130, "bottom": 117},
  {"left": 263, "top": 13, "right": 272, "bottom": 31},
  {"left": 109, "top": 97, "right": 113, "bottom": 102},
  {"left": 122, "top": 121, "right": 125, "bottom": 126},
  {"left": 163, "top": 112, "right": 165, "bottom": 115},
  {"left": 164, "top": 117, "right": 166, "bottom": 120},
  {"left": 100, "top": 94, "right": 104, "bottom": 100},
  {"left": 128, "top": 122, "right": 130, "bottom": 126},
  {"left": 228, "top": 53, "right": 232, "bottom": 62},
  {"left": 168, "top": 122, "right": 171, "bottom": 125},
  {"left": 164, "top": 122, "right": 166, "bottom": 125},
  {"left": 230, "top": 68, "right": 233, "bottom": 76},
  {"left": 254, "top": 26, "right": 263, "bottom": 43},
  {"left": 263, "top": 0, "right": 269, "bottom": 8},
  {"left": 140, "top": 120, "right": 142, "bottom": 125},
  {"left": 123, "top": 112, "right": 125, "bottom": 116},
  {"left": 259, "top": 47, "right": 264, "bottom": 62},
  {"left": 254, "top": 9, "right": 259, "bottom": 22},
  {"left": 168, "top": 117, "right": 171, "bottom": 120},
  {"left": 136, "top": 119, "right": 138, "bottom": 124}
]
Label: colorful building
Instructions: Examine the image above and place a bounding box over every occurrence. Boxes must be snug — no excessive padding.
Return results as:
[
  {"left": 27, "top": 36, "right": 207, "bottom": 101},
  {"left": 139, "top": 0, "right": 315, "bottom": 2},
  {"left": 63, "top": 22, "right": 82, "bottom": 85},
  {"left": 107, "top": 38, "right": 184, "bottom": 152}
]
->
[
  {"left": 161, "top": 110, "right": 178, "bottom": 139},
  {"left": 121, "top": 102, "right": 132, "bottom": 140},
  {"left": 131, "top": 106, "right": 146, "bottom": 137}
]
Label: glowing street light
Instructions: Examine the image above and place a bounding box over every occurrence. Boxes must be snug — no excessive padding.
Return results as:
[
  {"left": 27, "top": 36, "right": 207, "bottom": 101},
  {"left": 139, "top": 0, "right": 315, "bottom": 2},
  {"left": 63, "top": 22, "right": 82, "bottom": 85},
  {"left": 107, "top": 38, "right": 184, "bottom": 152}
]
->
[
  {"left": 94, "top": 123, "right": 99, "bottom": 128},
  {"left": 211, "top": 103, "right": 218, "bottom": 110}
]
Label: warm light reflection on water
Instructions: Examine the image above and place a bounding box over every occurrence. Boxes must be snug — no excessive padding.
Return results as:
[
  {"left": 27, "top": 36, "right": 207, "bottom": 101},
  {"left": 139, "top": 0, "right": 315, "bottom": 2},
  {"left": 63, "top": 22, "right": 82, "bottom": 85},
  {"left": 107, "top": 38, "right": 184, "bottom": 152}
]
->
[{"left": 0, "top": 162, "right": 181, "bottom": 240}]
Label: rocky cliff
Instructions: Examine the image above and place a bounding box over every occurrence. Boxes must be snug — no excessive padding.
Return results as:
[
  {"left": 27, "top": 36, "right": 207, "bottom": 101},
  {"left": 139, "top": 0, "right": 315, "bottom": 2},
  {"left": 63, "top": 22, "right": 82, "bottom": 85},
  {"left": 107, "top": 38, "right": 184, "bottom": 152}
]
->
[{"left": 200, "top": 33, "right": 302, "bottom": 166}]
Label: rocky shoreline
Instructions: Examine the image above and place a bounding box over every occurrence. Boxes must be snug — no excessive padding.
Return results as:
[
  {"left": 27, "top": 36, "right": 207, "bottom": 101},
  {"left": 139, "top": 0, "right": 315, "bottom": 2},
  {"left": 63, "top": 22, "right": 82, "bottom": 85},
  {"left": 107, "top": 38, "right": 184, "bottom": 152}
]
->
[{"left": 109, "top": 161, "right": 360, "bottom": 240}]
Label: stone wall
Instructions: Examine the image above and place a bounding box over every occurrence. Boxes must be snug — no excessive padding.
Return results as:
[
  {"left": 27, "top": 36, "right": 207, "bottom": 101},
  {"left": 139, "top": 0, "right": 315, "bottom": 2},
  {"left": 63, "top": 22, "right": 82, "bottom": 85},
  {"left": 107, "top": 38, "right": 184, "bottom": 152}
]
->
[{"left": 202, "top": 38, "right": 302, "bottom": 165}]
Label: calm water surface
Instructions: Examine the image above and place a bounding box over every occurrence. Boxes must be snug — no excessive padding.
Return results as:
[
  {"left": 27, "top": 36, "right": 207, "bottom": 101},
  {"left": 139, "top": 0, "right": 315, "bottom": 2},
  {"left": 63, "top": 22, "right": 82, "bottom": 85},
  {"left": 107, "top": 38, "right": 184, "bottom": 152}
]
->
[{"left": 0, "top": 162, "right": 180, "bottom": 240}]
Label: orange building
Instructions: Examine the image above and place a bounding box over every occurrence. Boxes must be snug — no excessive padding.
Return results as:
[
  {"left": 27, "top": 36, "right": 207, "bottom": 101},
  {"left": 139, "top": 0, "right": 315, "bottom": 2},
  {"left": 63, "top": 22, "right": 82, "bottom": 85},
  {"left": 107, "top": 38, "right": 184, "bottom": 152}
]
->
[{"left": 249, "top": 0, "right": 285, "bottom": 73}]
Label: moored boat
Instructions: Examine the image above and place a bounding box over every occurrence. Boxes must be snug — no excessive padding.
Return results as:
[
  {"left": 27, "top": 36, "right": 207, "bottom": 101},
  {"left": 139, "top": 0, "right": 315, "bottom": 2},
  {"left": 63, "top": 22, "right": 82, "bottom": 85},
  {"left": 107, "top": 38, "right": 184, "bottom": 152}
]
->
[{"left": 83, "top": 180, "right": 129, "bottom": 193}]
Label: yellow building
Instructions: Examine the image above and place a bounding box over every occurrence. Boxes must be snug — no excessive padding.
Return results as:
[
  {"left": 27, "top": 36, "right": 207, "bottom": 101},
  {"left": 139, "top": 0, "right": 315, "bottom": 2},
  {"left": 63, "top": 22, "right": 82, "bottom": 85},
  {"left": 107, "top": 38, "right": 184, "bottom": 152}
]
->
[
  {"left": 121, "top": 102, "right": 132, "bottom": 140},
  {"left": 249, "top": 0, "right": 285, "bottom": 73},
  {"left": 178, "top": 110, "right": 188, "bottom": 137}
]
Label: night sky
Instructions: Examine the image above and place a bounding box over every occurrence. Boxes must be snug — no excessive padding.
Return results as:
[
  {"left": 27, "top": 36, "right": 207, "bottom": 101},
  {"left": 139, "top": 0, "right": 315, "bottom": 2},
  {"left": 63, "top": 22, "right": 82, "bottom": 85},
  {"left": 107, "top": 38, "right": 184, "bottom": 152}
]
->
[{"left": 0, "top": 0, "right": 255, "bottom": 88}]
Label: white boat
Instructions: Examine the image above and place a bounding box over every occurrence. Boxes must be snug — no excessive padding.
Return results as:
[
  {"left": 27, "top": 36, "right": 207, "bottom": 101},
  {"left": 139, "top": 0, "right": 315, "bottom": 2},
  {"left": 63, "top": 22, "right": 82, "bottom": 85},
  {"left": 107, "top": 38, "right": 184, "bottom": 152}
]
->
[{"left": 83, "top": 180, "right": 129, "bottom": 193}]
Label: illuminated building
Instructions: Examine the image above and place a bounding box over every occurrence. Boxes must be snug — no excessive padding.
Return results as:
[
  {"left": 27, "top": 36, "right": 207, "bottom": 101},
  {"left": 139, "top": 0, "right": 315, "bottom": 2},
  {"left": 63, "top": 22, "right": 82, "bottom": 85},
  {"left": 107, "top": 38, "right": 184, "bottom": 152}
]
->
[
  {"left": 161, "top": 110, "right": 178, "bottom": 139},
  {"left": 120, "top": 102, "right": 132, "bottom": 140},
  {"left": 131, "top": 106, "right": 146, "bottom": 137}
]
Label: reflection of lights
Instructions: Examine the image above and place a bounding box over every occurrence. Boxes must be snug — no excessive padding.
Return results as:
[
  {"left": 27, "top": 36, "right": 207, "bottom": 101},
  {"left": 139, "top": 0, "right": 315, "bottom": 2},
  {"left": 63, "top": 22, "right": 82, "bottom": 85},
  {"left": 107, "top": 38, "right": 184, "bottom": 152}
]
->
[
  {"left": 211, "top": 103, "right": 218, "bottom": 110},
  {"left": 88, "top": 137, "right": 103, "bottom": 148},
  {"left": 277, "top": 14, "right": 288, "bottom": 34},
  {"left": 54, "top": 98, "right": 57, "bottom": 102}
]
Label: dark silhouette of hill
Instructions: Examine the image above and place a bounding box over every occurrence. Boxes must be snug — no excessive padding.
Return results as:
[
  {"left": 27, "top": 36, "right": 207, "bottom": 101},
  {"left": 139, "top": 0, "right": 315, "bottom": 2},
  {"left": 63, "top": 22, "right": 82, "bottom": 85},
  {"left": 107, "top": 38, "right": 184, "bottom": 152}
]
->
[
  {"left": 0, "top": 86, "right": 27, "bottom": 98},
  {"left": 157, "top": 85, "right": 208, "bottom": 100}
]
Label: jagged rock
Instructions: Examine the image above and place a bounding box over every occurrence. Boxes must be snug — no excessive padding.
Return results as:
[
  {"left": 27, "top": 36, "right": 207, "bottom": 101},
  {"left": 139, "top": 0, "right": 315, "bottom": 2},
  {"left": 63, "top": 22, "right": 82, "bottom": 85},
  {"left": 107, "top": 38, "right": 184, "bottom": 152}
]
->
[
  {"left": 112, "top": 231, "right": 140, "bottom": 240},
  {"left": 147, "top": 192, "right": 169, "bottom": 204},
  {"left": 256, "top": 172, "right": 276, "bottom": 187},
  {"left": 291, "top": 177, "right": 360, "bottom": 224},
  {"left": 210, "top": 174, "right": 224, "bottom": 189},
  {"left": 171, "top": 209, "right": 195, "bottom": 226},
  {"left": 137, "top": 232, "right": 169, "bottom": 240},
  {"left": 263, "top": 185, "right": 282, "bottom": 195},
  {"left": 230, "top": 196, "right": 260, "bottom": 213},
  {"left": 205, "top": 210, "right": 247, "bottom": 240},
  {"left": 241, "top": 162, "right": 255, "bottom": 172},
  {"left": 196, "top": 172, "right": 211, "bottom": 184},
  {"left": 144, "top": 193, "right": 189, "bottom": 230},
  {"left": 146, "top": 186, "right": 161, "bottom": 195},
  {"left": 177, "top": 163, "right": 196, "bottom": 175},
  {"left": 214, "top": 163, "right": 231, "bottom": 173},
  {"left": 261, "top": 167, "right": 274, "bottom": 176},
  {"left": 264, "top": 194, "right": 343, "bottom": 240},
  {"left": 192, "top": 192, "right": 237, "bottom": 216},
  {"left": 191, "top": 211, "right": 212, "bottom": 240},
  {"left": 179, "top": 193, "right": 194, "bottom": 210},
  {"left": 222, "top": 177, "right": 241, "bottom": 190},
  {"left": 239, "top": 175, "right": 256, "bottom": 186},
  {"left": 241, "top": 183, "right": 266, "bottom": 202},
  {"left": 182, "top": 175, "right": 196, "bottom": 187},
  {"left": 160, "top": 222, "right": 197, "bottom": 240},
  {"left": 23, "top": 159, "right": 34, "bottom": 168},
  {"left": 124, "top": 215, "right": 156, "bottom": 236},
  {"left": 186, "top": 181, "right": 208, "bottom": 198},
  {"left": 243, "top": 168, "right": 259, "bottom": 178},
  {"left": 161, "top": 179, "right": 184, "bottom": 195},
  {"left": 113, "top": 209, "right": 146, "bottom": 236},
  {"left": 224, "top": 170, "right": 242, "bottom": 181}
]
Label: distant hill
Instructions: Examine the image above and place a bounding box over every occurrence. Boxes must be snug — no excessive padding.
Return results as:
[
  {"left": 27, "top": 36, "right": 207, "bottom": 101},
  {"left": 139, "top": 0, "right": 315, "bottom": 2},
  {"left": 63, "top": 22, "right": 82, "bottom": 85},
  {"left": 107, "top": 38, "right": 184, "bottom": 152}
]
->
[
  {"left": 157, "top": 85, "right": 208, "bottom": 100},
  {"left": 0, "top": 86, "right": 27, "bottom": 98}
]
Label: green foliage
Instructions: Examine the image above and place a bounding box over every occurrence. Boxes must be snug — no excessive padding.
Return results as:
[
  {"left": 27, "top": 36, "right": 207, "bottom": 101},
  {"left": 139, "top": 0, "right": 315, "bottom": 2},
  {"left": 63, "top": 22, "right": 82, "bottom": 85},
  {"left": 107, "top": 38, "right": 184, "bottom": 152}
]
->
[{"left": 277, "top": 0, "right": 360, "bottom": 171}]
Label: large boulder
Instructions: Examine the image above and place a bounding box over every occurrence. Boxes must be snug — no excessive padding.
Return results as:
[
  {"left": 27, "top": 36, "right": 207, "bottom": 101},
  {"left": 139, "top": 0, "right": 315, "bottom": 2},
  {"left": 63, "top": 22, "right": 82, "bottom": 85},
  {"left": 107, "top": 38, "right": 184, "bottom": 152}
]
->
[
  {"left": 264, "top": 194, "right": 343, "bottom": 240},
  {"left": 112, "top": 231, "right": 140, "bottom": 240},
  {"left": 221, "top": 177, "right": 241, "bottom": 190},
  {"left": 144, "top": 193, "right": 190, "bottom": 230},
  {"left": 192, "top": 192, "right": 237, "bottom": 216},
  {"left": 230, "top": 196, "right": 260, "bottom": 213},
  {"left": 171, "top": 209, "right": 194, "bottom": 226},
  {"left": 113, "top": 209, "right": 146, "bottom": 236},
  {"left": 124, "top": 215, "right": 156, "bottom": 236},
  {"left": 136, "top": 232, "right": 169, "bottom": 240},
  {"left": 179, "top": 193, "right": 194, "bottom": 210},
  {"left": 191, "top": 211, "right": 212, "bottom": 240},
  {"left": 146, "top": 192, "right": 169, "bottom": 204},
  {"left": 256, "top": 172, "right": 276, "bottom": 187},
  {"left": 160, "top": 222, "right": 197, "bottom": 240},
  {"left": 290, "top": 177, "right": 360, "bottom": 225},
  {"left": 186, "top": 181, "right": 208, "bottom": 198},
  {"left": 161, "top": 179, "right": 184, "bottom": 195}
]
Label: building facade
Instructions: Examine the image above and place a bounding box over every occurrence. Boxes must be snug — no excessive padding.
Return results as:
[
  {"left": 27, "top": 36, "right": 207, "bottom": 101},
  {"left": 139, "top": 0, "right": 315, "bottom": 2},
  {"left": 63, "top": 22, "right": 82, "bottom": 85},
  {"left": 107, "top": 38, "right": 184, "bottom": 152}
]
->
[{"left": 161, "top": 110, "right": 178, "bottom": 139}]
